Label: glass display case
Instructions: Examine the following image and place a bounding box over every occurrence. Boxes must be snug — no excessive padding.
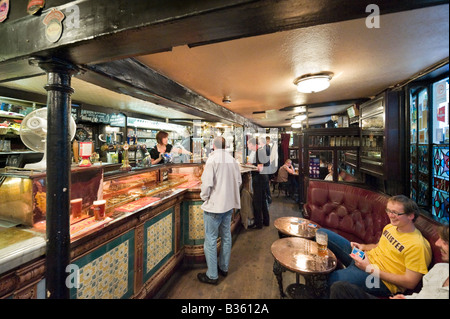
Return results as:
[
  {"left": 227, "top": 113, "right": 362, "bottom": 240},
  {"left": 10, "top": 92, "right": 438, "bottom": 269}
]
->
[
  {"left": 0, "top": 166, "right": 103, "bottom": 228},
  {"left": 0, "top": 163, "right": 202, "bottom": 243}
]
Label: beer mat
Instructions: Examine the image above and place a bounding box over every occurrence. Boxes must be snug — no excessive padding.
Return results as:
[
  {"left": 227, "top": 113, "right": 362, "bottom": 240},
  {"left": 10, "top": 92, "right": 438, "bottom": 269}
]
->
[
  {"left": 70, "top": 217, "right": 112, "bottom": 238},
  {"left": 115, "top": 196, "right": 160, "bottom": 212},
  {"left": 177, "top": 180, "right": 201, "bottom": 188}
]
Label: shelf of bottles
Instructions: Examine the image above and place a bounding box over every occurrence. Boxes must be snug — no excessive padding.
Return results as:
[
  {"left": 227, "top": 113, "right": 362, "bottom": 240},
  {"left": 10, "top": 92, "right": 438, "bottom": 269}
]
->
[
  {"left": 307, "top": 134, "right": 360, "bottom": 148},
  {"left": 359, "top": 96, "right": 385, "bottom": 176},
  {"left": 135, "top": 129, "right": 157, "bottom": 148},
  {"left": 303, "top": 128, "right": 360, "bottom": 180}
]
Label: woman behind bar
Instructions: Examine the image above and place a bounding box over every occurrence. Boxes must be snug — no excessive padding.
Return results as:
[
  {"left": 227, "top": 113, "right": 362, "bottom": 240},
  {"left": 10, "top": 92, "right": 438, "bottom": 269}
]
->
[{"left": 149, "top": 130, "right": 191, "bottom": 165}]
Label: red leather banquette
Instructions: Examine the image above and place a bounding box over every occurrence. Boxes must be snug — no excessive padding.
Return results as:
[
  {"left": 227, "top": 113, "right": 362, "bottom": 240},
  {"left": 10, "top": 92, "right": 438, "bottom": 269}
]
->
[{"left": 303, "top": 180, "right": 444, "bottom": 265}]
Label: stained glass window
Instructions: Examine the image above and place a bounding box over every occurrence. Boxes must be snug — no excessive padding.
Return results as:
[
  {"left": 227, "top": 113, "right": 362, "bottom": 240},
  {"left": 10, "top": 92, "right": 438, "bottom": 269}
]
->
[
  {"left": 432, "top": 146, "right": 449, "bottom": 222},
  {"left": 409, "top": 77, "right": 449, "bottom": 222},
  {"left": 431, "top": 77, "right": 449, "bottom": 222},
  {"left": 410, "top": 96, "right": 417, "bottom": 201},
  {"left": 410, "top": 144, "right": 417, "bottom": 201},
  {"left": 410, "top": 88, "right": 430, "bottom": 208}
]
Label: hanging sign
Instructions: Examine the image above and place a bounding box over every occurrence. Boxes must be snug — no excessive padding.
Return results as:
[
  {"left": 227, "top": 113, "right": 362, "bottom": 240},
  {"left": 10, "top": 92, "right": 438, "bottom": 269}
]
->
[
  {"left": 109, "top": 113, "right": 126, "bottom": 127},
  {"left": 80, "top": 109, "right": 110, "bottom": 124},
  {"left": 43, "top": 8, "right": 65, "bottom": 43},
  {"left": 0, "top": 0, "right": 9, "bottom": 23},
  {"left": 27, "top": 0, "right": 45, "bottom": 15}
]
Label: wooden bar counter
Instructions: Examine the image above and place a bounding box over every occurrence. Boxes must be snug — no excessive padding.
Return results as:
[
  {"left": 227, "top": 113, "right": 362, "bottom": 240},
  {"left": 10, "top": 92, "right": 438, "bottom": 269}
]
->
[{"left": 0, "top": 163, "right": 245, "bottom": 299}]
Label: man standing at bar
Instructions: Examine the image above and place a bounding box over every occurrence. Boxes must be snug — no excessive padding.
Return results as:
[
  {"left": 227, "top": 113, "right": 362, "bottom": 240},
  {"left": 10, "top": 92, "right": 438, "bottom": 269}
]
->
[
  {"left": 247, "top": 137, "right": 270, "bottom": 228},
  {"left": 198, "top": 136, "right": 242, "bottom": 285}
]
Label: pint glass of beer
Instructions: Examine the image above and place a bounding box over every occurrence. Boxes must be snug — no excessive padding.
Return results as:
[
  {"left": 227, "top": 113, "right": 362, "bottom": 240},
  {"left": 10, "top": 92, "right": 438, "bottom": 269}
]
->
[
  {"left": 316, "top": 230, "right": 328, "bottom": 257},
  {"left": 93, "top": 200, "right": 106, "bottom": 221},
  {"left": 70, "top": 198, "right": 83, "bottom": 218}
]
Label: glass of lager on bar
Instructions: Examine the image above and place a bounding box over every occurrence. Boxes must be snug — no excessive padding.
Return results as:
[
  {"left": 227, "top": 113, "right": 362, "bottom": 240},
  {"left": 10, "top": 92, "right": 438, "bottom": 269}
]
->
[{"left": 316, "top": 229, "right": 328, "bottom": 257}]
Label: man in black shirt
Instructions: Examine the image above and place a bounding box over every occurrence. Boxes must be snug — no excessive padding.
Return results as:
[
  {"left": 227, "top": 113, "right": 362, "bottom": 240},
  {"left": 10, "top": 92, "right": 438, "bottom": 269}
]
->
[{"left": 247, "top": 137, "right": 270, "bottom": 228}]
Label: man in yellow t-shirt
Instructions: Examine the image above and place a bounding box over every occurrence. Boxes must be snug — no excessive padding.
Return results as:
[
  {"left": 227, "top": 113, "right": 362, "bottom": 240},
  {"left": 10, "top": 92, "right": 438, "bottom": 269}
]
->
[{"left": 323, "top": 195, "right": 432, "bottom": 297}]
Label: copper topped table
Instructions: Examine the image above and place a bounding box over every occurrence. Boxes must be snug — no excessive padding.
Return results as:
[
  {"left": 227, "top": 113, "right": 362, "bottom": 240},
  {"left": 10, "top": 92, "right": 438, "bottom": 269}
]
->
[
  {"left": 271, "top": 237, "right": 337, "bottom": 299},
  {"left": 274, "top": 217, "right": 319, "bottom": 239}
]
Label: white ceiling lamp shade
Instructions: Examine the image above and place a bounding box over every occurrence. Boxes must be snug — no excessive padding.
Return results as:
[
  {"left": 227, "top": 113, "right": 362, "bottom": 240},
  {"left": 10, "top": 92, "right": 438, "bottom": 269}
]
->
[
  {"left": 291, "top": 122, "right": 302, "bottom": 129},
  {"left": 294, "top": 114, "right": 307, "bottom": 121},
  {"left": 294, "top": 73, "right": 333, "bottom": 93}
]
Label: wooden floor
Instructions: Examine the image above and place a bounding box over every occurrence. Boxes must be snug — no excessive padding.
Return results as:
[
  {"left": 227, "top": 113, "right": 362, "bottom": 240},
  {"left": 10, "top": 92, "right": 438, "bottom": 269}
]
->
[{"left": 155, "top": 192, "right": 303, "bottom": 299}]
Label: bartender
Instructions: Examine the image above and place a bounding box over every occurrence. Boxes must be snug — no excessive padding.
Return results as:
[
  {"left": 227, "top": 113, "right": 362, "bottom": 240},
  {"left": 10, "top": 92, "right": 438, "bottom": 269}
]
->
[{"left": 150, "top": 130, "right": 192, "bottom": 165}]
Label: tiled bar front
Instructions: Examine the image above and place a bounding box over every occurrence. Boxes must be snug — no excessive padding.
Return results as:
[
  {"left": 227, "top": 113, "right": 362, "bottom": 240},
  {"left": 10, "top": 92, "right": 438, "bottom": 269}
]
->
[{"left": 0, "top": 164, "right": 245, "bottom": 299}]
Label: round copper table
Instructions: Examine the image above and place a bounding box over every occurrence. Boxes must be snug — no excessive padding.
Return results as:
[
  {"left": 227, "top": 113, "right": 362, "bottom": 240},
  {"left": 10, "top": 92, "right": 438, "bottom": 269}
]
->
[
  {"left": 271, "top": 237, "right": 337, "bottom": 299},
  {"left": 274, "top": 217, "right": 319, "bottom": 239}
]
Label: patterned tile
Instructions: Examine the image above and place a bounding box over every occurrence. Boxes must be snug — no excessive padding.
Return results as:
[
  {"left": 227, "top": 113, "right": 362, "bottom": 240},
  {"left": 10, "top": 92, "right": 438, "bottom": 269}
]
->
[
  {"left": 143, "top": 208, "right": 174, "bottom": 281},
  {"left": 146, "top": 214, "right": 173, "bottom": 271},
  {"left": 71, "top": 231, "right": 134, "bottom": 299},
  {"left": 188, "top": 204, "right": 204, "bottom": 240}
]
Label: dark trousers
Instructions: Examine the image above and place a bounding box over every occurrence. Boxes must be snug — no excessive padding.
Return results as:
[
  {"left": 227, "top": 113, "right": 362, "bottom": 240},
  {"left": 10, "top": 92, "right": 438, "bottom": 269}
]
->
[
  {"left": 252, "top": 173, "right": 270, "bottom": 227},
  {"left": 330, "top": 281, "right": 378, "bottom": 299}
]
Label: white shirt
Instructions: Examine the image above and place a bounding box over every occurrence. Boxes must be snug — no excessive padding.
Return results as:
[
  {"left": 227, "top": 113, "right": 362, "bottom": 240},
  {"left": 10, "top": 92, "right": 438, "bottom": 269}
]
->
[
  {"left": 200, "top": 149, "right": 242, "bottom": 213},
  {"left": 405, "top": 263, "right": 449, "bottom": 299}
]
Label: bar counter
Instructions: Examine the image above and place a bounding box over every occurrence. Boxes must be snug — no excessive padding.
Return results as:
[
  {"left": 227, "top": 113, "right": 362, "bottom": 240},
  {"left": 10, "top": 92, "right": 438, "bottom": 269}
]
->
[{"left": 0, "top": 162, "right": 249, "bottom": 299}]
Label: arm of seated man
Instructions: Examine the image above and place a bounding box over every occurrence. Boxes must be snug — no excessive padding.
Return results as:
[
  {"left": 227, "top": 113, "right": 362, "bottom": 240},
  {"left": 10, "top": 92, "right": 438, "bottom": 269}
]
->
[
  {"left": 351, "top": 254, "right": 423, "bottom": 290},
  {"left": 378, "top": 268, "right": 423, "bottom": 291}
]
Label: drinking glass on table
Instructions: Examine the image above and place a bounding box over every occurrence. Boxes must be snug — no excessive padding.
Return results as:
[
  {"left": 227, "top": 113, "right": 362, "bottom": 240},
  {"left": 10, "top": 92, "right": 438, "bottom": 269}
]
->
[{"left": 316, "top": 229, "right": 328, "bottom": 257}]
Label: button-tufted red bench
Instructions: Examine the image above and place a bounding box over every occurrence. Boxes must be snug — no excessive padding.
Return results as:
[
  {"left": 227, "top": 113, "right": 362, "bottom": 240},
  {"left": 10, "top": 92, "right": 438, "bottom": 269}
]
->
[{"left": 303, "top": 180, "right": 444, "bottom": 268}]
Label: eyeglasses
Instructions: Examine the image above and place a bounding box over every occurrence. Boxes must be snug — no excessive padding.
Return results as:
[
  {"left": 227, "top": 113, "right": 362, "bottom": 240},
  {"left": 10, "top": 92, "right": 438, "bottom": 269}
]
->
[{"left": 385, "top": 208, "right": 407, "bottom": 216}]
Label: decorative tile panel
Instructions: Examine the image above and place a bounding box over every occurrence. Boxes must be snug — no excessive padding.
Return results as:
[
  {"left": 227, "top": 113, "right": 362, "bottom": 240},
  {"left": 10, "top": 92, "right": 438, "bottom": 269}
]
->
[
  {"left": 143, "top": 208, "right": 174, "bottom": 282},
  {"left": 189, "top": 204, "right": 204, "bottom": 240},
  {"left": 181, "top": 201, "right": 205, "bottom": 245}
]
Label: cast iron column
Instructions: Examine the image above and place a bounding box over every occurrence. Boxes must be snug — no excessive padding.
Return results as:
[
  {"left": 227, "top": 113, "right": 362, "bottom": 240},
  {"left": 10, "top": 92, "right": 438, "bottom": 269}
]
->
[{"left": 32, "top": 57, "right": 78, "bottom": 299}]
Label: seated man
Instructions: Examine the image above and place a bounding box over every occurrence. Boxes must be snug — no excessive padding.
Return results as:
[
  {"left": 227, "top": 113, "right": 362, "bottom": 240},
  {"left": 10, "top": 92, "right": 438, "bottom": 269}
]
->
[
  {"left": 330, "top": 224, "right": 449, "bottom": 299},
  {"left": 276, "top": 159, "right": 297, "bottom": 196},
  {"left": 322, "top": 195, "right": 432, "bottom": 297}
]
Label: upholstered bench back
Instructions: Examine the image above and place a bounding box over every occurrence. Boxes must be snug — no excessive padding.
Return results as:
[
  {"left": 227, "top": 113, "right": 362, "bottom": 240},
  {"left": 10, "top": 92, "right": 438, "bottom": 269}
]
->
[
  {"left": 303, "top": 180, "right": 444, "bottom": 267},
  {"left": 304, "top": 180, "right": 391, "bottom": 244}
]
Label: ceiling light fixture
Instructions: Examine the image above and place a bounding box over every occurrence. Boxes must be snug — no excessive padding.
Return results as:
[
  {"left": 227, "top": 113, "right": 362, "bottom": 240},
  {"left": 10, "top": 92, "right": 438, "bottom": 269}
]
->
[
  {"left": 294, "top": 114, "right": 307, "bottom": 121},
  {"left": 222, "top": 96, "right": 231, "bottom": 104},
  {"left": 291, "top": 123, "right": 302, "bottom": 129},
  {"left": 294, "top": 73, "right": 333, "bottom": 93}
]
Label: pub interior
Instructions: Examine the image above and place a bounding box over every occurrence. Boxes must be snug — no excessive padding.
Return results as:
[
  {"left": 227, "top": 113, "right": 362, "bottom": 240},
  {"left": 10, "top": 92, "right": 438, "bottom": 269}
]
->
[{"left": 0, "top": 0, "right": 448, "bottom": 305}]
